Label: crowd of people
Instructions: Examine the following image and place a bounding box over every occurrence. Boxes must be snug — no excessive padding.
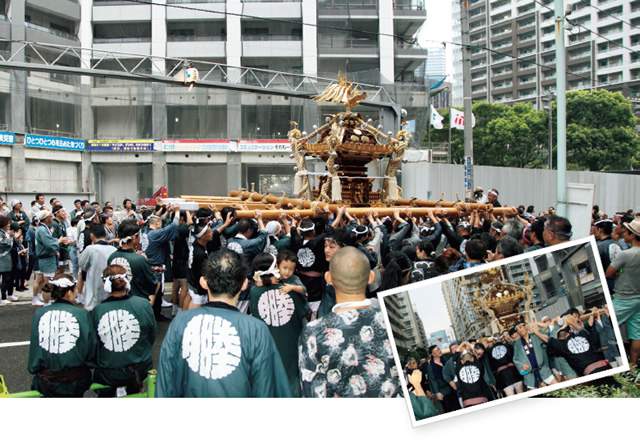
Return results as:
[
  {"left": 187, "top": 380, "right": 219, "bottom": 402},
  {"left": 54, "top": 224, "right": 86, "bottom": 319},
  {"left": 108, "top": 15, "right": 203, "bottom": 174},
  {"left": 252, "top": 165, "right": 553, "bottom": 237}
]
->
[
  {"left": 0, "top": 184, "right": 637, "bottom": 398},
  {"left": 405, "top": 305, "right": 620, "bottom": 420}
]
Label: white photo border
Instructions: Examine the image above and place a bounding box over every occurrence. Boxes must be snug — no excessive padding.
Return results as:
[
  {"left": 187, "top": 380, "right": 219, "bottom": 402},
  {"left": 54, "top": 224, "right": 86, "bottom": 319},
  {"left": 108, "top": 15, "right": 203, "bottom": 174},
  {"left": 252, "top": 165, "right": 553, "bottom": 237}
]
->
[{"left": 377, "top": 235, "right": 630, "bottom": 428}]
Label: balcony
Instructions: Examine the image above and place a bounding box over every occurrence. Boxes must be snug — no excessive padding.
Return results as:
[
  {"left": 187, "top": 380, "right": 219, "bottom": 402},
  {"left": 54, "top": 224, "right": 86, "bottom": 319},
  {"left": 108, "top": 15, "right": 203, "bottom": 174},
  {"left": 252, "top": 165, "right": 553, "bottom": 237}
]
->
[
  {"left": 318, "top": 0, "right": 378, "bottom": 8},
  {"left": 318, "top": 35, "right": 378, "bottom": 56},
  {"left": 395, "top": 40, "right": 428, "bottom": 57},
  {"left": 493, "top": 81, "right": 513, "bottom": 90},
  {"left": 24, "top": 22, "right": 78, "bottom": 42},
  {"left": 492, "top": 27, "right": 512, "bottom": 38},
  {"left": 393, "top": 0, "right": 425, "bottom": 11},
  {"left": 491, "top": 12, "right": 512, "bottom": 26},
  {"left": 493, "top": 39, "right": 512, "bottom": 50},
  {"left": 167, "top": 40, "right": 226, "bottom": 58},
  {"left": 92, "top": 2, "right": 152, "bottom": 21},
  {"left": 244, "top": 38, "right": 303, "bottom": 57}
]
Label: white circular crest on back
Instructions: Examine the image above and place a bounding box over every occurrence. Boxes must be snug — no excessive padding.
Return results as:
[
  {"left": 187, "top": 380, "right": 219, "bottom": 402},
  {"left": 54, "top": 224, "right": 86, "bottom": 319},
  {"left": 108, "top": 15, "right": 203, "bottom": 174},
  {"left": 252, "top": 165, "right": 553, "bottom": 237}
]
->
[
  {"left": 257, "top": 289, "right": 295, "bottom": 327},
  {"left": 38, "top": 310, "right": 80, "bottom": 354},
  {"left": 97, "top": 309, "right": 141, "bottom": 352},
  {"left": 182, "top": 314, "right": 242, "bottom": 380}
]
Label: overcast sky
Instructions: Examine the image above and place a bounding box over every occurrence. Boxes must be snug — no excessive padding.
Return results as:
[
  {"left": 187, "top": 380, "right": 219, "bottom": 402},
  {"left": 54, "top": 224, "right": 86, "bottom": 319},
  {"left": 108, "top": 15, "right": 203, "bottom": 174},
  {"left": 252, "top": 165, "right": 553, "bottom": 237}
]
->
[
  {"left": 407, "top": 281, "right": 452, "bottom": 337},
  {"left": 418, "top": 0, "right": 455, "bottom": 78}
]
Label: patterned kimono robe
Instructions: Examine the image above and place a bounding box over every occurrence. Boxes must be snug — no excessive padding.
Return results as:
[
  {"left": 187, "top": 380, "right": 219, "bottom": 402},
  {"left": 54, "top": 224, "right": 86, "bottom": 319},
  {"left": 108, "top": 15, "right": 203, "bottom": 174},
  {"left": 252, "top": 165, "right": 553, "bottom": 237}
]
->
[{"left": 298, "top": 304, "right": 400, "bottom": 398}]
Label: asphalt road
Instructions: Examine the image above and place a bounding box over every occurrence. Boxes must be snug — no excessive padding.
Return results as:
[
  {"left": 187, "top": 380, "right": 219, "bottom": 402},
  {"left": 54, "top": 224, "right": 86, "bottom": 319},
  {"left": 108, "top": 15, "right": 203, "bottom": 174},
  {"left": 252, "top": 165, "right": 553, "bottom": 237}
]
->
[{"left": 0, "top": 289, "right": 174, "bottom": 397}]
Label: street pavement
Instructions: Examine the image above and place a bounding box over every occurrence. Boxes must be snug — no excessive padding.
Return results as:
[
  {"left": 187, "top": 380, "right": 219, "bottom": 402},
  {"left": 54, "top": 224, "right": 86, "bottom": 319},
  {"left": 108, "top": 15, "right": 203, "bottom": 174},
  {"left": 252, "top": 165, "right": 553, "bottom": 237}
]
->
[{"left": 0, "top": 283, "right": 175, "bottom": 396}]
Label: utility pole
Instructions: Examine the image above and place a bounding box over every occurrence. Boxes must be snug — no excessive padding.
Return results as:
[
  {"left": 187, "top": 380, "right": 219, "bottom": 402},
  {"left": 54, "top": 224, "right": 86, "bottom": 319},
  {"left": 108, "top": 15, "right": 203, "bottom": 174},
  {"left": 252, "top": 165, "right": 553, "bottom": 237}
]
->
[
  {"left": 555, "top": 0, "right": 567, "bottom": 216},
  {"left": 546, "top": 92, "right": 553, "bottom": 170},
  {"left": 460, "top": 0, "right": 474, "bottom": 202}
]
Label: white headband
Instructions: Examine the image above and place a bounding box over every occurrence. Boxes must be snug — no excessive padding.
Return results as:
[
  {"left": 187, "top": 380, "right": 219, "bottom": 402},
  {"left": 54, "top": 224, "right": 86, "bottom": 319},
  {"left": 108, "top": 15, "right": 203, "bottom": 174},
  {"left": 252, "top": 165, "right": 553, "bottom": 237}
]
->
[
  {"left": 49, "top": 278, "right": 76, "bottom": 289},
  {"left": 253, "top": 255, "right": 281, "bottom": 281},
  {"left": 103, "top": 273, "right": 131, "bottom": 293},
  {"left": 489, "top": 190, "right": 498, "bottom": 197},
  {"left": 38, "top": 210, "right": 52, "bottom": 221},
  {"left": 119, "top": 231, "right": 140, "bottom": 247},
  {"left": 194, "top": 223, "right": 210, "bottom": 239},
  {"left": 266, "top": 221, "right": 282, "bottom": 238},
  {"left": 10, "top": 199, "right": 20, "bottom": 208},
  {"left": 298, "top": 224, "right": 315, "bottom": 233},
  {"left": 459, "top": 221, "right": 471, "bottom": 229},
  {"left": 354, "top": 226, "right": 369, "bottom": 237}
]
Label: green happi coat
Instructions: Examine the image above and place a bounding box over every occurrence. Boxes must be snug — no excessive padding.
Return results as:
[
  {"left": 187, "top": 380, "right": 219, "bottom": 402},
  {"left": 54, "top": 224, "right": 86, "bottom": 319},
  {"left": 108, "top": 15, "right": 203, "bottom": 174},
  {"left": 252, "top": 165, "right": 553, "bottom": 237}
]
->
[
  {"left": 250, "top": 283, "right": 309, "bottom": 397},
  {"left": 51, "top": 219, "right": 69, "bottom": 262},
  {"left": 8, "top": 210, "right": 29, "bottom": 235},
  {"left": 155, "top": 302, "right": 292, "bottom": 397},
  {"left": 410, "top": 392, "right": 439, "bottom": 421},
  {"left": 35, "top": 224, "right": 59, "bottom": 274},
  {"left": 512, "top": 333, "right": 553, "bottom": 388},
  {"left": 107, "top": 249, "right": 158, "bottom": 299},
  {"left": 28, "top": 300, "right": 97, "bottom": 397},
  {"left": 91, "top": 295, "right": 157, "bottom": 395},
  {"left": 0, "top": 229, "right": 13, "bottom": 273}
]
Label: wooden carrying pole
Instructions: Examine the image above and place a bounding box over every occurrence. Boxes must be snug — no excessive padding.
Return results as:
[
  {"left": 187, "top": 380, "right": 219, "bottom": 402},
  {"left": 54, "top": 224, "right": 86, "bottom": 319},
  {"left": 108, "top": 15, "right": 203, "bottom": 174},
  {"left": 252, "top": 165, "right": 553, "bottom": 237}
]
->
[
  {"left": 222, "top": 191, "right": 516, "bottom": 215},
  {"left": 230, "top": 206, "right": 516, "bottom": 219}
]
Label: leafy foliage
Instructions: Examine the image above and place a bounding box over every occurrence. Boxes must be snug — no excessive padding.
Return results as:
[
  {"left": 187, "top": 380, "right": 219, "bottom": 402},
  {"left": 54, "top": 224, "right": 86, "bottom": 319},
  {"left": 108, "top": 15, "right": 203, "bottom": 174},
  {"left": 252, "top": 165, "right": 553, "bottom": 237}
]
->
[
  {"left": 425, "top": 90, "right": 640, "bottom": 171},
  {"left": 546, "top": 367, "right": 640, "bottom": 398}
]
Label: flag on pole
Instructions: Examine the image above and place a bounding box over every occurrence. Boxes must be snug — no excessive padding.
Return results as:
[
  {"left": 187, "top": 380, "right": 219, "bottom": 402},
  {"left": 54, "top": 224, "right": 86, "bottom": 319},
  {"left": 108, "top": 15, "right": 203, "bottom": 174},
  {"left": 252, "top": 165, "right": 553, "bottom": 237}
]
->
[
  {"left": 450, "top": 108, "right": 476, "bottom": 130},
  {"left": 430, "top": 105, "right": 444, "bottom": 129}
]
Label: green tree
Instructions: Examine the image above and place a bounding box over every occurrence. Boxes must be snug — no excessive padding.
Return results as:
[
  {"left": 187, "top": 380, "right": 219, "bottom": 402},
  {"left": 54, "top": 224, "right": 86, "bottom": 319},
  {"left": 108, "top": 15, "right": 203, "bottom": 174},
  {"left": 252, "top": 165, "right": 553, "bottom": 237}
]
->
[
  {"left": 566, "top": 90, "right": 640, "bottom": 171},
  {"left": 425, "top": 102, "right": 547, "bottom": 167},
  {"left": 425, "top": 90, "right": 640, "bottom": 170},
  {"left": 479, "top": 102, "right": 548, "bottom": 168}
]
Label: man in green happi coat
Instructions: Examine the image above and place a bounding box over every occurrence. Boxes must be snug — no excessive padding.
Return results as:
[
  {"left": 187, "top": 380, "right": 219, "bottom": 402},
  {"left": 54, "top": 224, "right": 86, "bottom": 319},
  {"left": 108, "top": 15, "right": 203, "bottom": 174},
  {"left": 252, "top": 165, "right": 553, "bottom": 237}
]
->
[
  {"left": 155, "top": 249, "right": 291, "bottom": 398},
  {"left": 107, "top": 220, "right": 159, "bottom": 304},
  {"left": 512, "top": 322, "right": 558, "bottom": 389}
]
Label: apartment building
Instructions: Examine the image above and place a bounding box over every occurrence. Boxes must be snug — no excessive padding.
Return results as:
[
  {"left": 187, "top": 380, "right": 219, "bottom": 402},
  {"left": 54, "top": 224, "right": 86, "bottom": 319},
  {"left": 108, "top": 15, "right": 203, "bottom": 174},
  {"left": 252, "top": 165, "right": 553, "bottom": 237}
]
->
[
  {"left": 0, "top": 0, "right": 427, "bottom": 204},
  {"left": 382, "top": 292, "right": 425, "bottom": 350},
  {"left": 451, "top": 0, "right": 640, "bottom": 109}
]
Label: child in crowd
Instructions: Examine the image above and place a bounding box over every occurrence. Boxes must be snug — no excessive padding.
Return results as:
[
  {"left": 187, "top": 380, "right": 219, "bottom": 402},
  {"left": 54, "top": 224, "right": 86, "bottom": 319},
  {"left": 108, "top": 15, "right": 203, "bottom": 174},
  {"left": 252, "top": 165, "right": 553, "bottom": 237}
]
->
[{"left": 276, "top": 250, "right": 307, "bottom": 297}]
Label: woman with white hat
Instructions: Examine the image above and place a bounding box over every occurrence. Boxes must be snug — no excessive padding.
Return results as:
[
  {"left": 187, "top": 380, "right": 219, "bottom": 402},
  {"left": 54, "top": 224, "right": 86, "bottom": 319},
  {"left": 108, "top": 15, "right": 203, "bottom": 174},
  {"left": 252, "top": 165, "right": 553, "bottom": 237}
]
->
[{"left": 8, "top": 199, "right": 29, "bottom": 236}]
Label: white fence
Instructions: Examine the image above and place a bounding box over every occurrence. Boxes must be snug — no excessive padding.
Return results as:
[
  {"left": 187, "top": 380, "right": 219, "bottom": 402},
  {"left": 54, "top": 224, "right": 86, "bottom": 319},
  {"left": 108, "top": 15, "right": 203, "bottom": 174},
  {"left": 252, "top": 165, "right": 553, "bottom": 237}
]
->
[{"left": 402, "top": 162, "right": 640, "bottom": 216}]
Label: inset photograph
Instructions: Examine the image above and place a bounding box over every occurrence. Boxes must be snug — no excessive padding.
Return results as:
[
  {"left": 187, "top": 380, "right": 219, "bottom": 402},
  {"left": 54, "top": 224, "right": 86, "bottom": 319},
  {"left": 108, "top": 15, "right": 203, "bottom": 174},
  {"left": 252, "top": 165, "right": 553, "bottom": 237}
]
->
[{"left": 379, "top": 237, "right": 629, "bottom": 427}]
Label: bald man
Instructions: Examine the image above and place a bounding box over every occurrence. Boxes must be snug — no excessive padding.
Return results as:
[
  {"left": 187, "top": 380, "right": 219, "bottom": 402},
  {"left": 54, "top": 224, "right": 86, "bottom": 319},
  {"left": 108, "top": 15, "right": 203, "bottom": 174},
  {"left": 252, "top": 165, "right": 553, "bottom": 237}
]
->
[{"left": 298, "top": 247, "right": 400, "bottom": 397}]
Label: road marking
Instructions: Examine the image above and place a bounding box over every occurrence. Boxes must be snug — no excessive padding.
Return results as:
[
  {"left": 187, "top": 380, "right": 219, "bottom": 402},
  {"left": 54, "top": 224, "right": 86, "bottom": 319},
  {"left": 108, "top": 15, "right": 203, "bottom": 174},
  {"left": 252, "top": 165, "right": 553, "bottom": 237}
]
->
[{"left": 0, "top": 341, "right": 30, "bottom": 348}]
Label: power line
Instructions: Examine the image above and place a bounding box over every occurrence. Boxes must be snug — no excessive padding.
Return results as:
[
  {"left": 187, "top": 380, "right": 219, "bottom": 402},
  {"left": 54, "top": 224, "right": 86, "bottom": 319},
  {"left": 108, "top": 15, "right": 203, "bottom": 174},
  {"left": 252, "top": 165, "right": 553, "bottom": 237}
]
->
[
  {"left": 532, "top": 0, "right": 640, "bottom": 57},
  {"left": 531, "top": 0, "right": 554, "bottom": 14},
  {"left": 122, "top": 0, "right": 417, "bottom": 44},
  {"left": 579, "top": 0, "right": 640, "bottom": 33},
  {"left": 568, "top": 20, "right": 640, "bottom": 56}
]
